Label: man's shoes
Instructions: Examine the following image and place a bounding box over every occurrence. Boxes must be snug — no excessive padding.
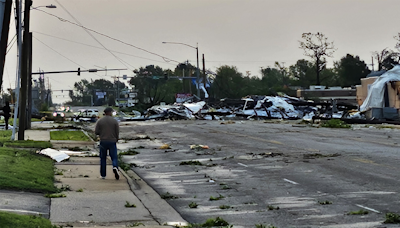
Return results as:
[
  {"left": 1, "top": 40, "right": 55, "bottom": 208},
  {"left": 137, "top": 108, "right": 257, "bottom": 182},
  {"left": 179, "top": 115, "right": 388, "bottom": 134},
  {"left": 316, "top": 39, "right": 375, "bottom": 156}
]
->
[
  {"left": 113, "top": 167, "right": 120, "bottom": 180},
  {"left": 101, "top": 176, "right": 105, "bottom": 179}
]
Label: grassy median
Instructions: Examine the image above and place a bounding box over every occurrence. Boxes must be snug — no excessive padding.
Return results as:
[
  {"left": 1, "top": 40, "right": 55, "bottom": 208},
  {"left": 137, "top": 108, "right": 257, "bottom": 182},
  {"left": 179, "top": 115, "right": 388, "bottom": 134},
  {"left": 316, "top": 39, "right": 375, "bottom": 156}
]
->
[
  {"left": 50, "top": 130, "right": 90, "bottom": 141},
  {"left": 0, "top": 147, "right": 57, "bottom": 193},
  {"left": 0, "top": 211, "right": 56, "bottom": 228}
]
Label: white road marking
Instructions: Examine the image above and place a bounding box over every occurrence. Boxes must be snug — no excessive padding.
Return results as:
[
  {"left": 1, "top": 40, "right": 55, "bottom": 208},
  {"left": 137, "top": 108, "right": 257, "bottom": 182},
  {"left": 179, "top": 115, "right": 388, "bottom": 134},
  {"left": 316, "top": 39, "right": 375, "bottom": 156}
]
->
[
  {"left": 283, "top": 178, "right": 299, "bottom": 185},
  {"left": 238, "top": 163, "right": 248, "bottom": 167},
  {"left": 356, "top": 204, "right": 381, "bottom": 213}
]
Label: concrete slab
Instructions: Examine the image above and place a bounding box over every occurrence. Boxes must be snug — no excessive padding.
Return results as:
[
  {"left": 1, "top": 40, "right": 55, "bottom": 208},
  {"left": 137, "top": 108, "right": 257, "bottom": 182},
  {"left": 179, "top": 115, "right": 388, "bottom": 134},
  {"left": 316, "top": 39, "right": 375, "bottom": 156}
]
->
[
  {"left": 54, "top": 165, "right": 130, "bottom": 191},
  {"left": 24, "top": 129, "right": 50, "bottom": 141},
  {"left": 50, "top": 191, "right": 154, "bottom": 223},
  {"left": 125, "top": 170, "right": 188, "bottom": 226},
  {"left": 51, "top": 140, "right": 96, "bottom": 150},
  {"left": 61, "top": 156, "right": 107, "bottom": 165},
  {"left": 0, "top": 190, "right": 50, "bottom": 218}
]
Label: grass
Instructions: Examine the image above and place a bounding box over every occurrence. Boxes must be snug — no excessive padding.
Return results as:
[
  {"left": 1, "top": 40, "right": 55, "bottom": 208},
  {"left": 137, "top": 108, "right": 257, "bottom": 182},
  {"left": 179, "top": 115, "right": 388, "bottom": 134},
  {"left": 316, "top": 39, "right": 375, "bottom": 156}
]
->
[
  {"left": 185, "top": 217, "right": 232, "bottom": 228},
  {"left": 347, "top": 209, "right": 369, "bottom": 215},
  {"left": 221, "top": 184, "right": 232, "bottom": 190},
  {"left": 127, "top": 222, "right": 145, "bottom": 227},
  {"left": 219, "top": 205, "right": 231, "bottom": 209},
  {"left": 58, "top": 184, "right": 71, "bottom": 191},
  {"left": 267, "top": 205, "right": 280, "bottom": 210},
  {"left": 117, "top": 154, "right": 132, "bottom": 171},
  {"left": 119, "top": 149, "right": 140, "bottom": 155},
  {"left": 180, "top": 160, "right": 203, "bottom": 166},
  {"left": 45, "top": 193, "right": 66, "bottom": 198},
  {"left": 76, "top": 188, "right": 84, "bottom": 192},
  {"left": 255, "top": 225, "right": 277, "bottom": 228},
  {"left": 3, "top": 140, "right": 52, "bottom": 149},
  {"left": 321, "top": 119, "right": 351, "bottom": 128},
  {"left": 54, "top": 168, "right": 64, "bottom": 175},
  {"left": 209, "top": 194, "right": 225, "bottom": 201},
  {"left": 125, "top": 201, "right": 137, "bottom": 208},
  {"left": 384, "top": 212, "right": 400, "bottom": 223},
  {"left": 50, "top": 130, "right": 90, "bottom": 141},
  {"left": 0, "top": 211, "right": 57, "bottom": 228},
  {"left": 160, "top": 192, "right": 178, "bottom": 199},
  {"left": 0, "top": 147, "right": 57, "bottom": 193},
  {"left": 318, "top": 200, "right": 332, "bottom": 205},
  {"left": 189, "top": 202, "right": 198, "bottom": 208}
]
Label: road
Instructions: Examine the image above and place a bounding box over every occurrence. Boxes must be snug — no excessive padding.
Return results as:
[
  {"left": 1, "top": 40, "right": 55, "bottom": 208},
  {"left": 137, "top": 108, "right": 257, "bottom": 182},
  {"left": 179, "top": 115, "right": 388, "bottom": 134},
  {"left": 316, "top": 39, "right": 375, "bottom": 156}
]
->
[{"left": 118, "top": 120, "right": 400, "bottom": 228}]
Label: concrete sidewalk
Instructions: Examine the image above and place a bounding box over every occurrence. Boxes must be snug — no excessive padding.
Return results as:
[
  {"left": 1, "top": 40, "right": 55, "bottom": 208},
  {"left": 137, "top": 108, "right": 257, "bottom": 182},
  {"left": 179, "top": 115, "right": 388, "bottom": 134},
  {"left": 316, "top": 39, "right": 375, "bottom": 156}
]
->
[{"left": 19, "top": 129, "right": 188, "bottom": 227}]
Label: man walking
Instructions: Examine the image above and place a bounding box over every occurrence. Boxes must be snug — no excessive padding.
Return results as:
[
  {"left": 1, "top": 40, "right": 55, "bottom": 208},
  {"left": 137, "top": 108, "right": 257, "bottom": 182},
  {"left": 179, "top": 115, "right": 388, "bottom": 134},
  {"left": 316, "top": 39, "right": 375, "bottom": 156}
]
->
[{"left": 95, "top": 107, "right": 120, "bottom": 180}]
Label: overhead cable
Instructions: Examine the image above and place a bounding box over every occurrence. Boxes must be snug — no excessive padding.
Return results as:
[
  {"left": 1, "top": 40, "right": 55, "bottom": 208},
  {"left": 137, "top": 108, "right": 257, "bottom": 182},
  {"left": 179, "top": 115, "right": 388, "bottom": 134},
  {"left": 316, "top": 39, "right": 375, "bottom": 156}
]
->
[
  {"left": 53, "top": 0, "right": 132, "bottom": 71},
  {"left": 36, "top": 8, "right": 180, "bottom": 64}
]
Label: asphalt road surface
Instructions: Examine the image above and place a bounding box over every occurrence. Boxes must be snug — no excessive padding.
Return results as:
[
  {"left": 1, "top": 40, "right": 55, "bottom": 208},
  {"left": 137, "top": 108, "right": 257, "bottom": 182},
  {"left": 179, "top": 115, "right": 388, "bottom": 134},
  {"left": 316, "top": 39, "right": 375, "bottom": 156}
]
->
[{"left": 119, "top": 120, "right": 400, "bottom": 228}]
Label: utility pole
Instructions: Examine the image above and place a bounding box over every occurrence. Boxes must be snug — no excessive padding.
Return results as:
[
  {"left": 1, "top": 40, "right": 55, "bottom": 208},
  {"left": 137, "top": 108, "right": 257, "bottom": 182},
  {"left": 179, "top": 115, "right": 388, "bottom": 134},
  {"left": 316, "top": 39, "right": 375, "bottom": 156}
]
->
[
  {"left": 18, "top": 0, "right": 31, "bottom": 140},
  {"left": 27, "top": 32, "right": 32, "bottom": 129},
  {"left": 11, "top": 0, "right": 23, "bottom": 141}
]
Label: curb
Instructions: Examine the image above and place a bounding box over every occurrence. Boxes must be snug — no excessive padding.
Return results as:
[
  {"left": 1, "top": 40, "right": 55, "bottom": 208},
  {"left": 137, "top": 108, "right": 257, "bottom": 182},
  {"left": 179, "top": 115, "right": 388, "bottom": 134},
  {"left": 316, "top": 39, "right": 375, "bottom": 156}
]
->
[{"left": 117, "top": 163, "right": 188, "bottom": 227}]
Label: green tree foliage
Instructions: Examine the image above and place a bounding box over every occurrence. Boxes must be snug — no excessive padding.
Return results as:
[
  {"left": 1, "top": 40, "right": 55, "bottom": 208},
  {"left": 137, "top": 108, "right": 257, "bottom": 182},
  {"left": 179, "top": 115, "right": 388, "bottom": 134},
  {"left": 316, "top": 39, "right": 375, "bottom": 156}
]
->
[
  {"left": 334, "top": 54, "right": 371, "bottom": 87},
  {"left": 67, "top": 79, "right": 125, "bottom": 106},
  {"left": 129, "top": 65, "right": 171, "bottom": 110},
  {"left": 258, "top": 62, "right": 291, "bottom": 95},
  {"left": 288, "top": 59, "right": 316, "bottom": 87},
  {"left": 211, "top": 65, "right": 246, "bottom": 99},
  {"left": 299, "top": 32, "right": 336, "bottom": 85}
]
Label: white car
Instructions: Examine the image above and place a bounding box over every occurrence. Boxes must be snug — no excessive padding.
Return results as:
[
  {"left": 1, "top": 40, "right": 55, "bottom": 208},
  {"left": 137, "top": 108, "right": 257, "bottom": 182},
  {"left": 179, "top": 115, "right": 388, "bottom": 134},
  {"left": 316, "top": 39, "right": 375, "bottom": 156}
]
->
[{"left": 74, "top": 109, "right": 99, "bottom": 121}]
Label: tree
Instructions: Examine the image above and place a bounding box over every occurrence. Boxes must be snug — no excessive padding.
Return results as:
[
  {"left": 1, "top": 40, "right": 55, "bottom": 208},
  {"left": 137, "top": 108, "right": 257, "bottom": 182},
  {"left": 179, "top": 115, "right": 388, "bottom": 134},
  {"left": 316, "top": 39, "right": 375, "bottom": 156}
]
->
[
  {"left": 373, "top": 48, "right": 398, "bottom": 71},
  {"left": 211, "top": 65, "right": 246, "bottom": 99},
  {"left": 334, "top": 54, "right": 371, "bottom": 87},
  {"left": 67, "top": 79, "right": 119, "bottom": 106},
  {"left": 259, "top": 62, "right": 291, "bottom": 95},
  {"left": 288, "top": 59, "right": 316, "bottom": 87},
  {"left": 129, "top": 65, "right": 170, "bottom": 109},
  {"left": 299, "top": 32, "right": 336, "bottom": 85}
]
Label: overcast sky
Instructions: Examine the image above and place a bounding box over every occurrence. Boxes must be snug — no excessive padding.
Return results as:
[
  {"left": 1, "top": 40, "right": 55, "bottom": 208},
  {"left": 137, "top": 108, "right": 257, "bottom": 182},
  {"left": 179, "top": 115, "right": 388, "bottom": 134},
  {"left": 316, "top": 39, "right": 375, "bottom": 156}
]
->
[{"left": 4, "top": 0, "right": 400, "bottom": 103}]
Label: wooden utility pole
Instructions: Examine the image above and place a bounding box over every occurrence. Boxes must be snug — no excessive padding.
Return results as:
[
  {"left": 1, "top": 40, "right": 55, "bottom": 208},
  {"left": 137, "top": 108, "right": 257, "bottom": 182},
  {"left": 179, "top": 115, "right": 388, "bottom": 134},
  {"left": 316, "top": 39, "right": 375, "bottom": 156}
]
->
[{"left": 18, "top": 0, "right": 31, "bottom": 140}]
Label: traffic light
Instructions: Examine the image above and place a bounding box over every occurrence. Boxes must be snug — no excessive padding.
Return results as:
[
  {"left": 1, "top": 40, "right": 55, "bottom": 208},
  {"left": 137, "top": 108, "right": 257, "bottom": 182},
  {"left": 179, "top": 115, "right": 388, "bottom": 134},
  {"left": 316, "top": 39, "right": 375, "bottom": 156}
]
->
[{"left": 77, "top": 68, "right": 80, "bottom": 76}]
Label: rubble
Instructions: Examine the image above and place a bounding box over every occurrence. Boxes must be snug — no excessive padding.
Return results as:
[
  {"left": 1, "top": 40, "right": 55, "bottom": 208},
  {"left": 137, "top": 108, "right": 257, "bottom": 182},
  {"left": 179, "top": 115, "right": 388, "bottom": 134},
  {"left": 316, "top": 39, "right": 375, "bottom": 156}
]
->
[
  {"left": 39, "top": 148, "right": 70, "bottom": 162},
  {"left": 133, "top": 95, "right": 355, "bottom": 122}
]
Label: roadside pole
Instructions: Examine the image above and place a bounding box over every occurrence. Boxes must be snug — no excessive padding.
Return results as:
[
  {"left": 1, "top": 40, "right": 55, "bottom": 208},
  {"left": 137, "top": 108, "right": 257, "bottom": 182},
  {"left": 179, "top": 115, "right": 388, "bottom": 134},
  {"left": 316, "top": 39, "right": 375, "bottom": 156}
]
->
[
  {"left": 11, "top": 0, "right": 22, "bottom": 141},
  {"left": 18, "top": 0, "right": 31, "bottom": 140}
]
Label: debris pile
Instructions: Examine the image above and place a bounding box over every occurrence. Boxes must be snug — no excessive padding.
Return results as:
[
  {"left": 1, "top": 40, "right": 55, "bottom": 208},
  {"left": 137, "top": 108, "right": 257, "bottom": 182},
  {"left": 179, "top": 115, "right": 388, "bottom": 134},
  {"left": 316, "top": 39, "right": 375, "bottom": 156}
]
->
[{"left": 127, "top": 95, "right": 359, "bottom": 121}]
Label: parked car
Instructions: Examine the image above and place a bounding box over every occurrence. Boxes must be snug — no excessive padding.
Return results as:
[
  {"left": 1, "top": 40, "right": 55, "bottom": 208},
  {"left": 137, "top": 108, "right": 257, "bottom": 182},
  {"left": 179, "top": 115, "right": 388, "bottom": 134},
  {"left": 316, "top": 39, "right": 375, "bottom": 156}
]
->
[
  {"left": 52, "top": 111, "right": 66, "bottom": 123},
  {"left": 73, "top": 109, "right": 99, "bottom": 122}
]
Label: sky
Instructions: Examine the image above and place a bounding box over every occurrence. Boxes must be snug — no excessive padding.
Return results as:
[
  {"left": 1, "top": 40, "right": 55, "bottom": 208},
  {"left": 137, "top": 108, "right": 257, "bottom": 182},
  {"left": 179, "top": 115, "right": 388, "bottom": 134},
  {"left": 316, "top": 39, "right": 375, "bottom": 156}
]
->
[{"left": 3, "top": 0, "right": 400, "bottom": 103}]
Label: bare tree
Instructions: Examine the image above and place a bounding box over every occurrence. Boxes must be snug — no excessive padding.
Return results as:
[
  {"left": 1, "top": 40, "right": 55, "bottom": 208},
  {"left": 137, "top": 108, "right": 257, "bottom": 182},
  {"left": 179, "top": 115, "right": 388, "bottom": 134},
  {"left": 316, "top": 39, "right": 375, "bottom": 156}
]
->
[
  {"left": 299, "top": 32, "right": 336, "bottom": 85},
  {"left": 373, "top": 47, "right": 398, "bottom": 71}
]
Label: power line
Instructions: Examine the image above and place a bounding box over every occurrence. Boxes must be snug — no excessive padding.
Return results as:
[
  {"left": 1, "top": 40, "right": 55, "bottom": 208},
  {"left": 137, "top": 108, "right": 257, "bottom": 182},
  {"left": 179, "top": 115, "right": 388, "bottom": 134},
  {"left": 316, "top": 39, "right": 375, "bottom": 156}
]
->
[
  {"left": 53, "top": 0, "right": 132, "bottom": 71},
  {"left": 33, "top": 36, "right": 107, "bottom": 79},
  {"left": 36, "top": 8, "right": 180, "bottom": 64},
  {"left": 6, "top": 34, "right": 17, "bottom": 54},
  {"left": 32, "top": 31, "right": 177, "bottom": 66}
]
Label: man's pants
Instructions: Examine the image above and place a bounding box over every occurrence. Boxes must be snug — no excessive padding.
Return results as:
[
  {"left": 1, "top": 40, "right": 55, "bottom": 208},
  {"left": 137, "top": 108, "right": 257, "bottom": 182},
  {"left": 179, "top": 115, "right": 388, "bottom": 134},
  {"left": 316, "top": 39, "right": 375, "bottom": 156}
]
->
[{"left": 99, "top": 141, "right": 118, "bottom": 177}]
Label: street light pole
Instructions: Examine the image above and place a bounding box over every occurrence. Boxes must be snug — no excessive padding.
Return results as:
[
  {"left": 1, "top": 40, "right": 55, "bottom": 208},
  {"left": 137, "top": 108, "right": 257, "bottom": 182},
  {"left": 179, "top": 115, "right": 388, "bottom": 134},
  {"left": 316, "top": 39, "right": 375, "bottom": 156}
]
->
[
  {"left": 162, "top": 41, "right": 200, "bottom": 98},
  {"left": 196, "top": 43, "right": 200, "bottom": 98}
]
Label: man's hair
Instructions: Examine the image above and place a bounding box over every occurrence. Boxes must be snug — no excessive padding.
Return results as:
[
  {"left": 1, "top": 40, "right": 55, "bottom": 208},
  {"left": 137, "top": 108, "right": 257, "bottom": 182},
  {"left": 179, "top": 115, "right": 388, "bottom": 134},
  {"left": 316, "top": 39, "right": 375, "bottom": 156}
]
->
[{"left": 104, "top": 107, "right": 113, "bottom": 114}]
